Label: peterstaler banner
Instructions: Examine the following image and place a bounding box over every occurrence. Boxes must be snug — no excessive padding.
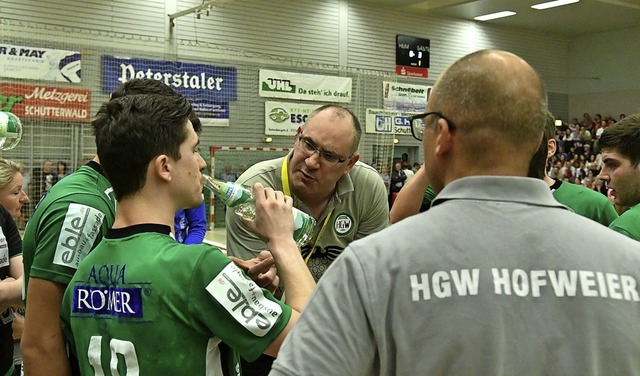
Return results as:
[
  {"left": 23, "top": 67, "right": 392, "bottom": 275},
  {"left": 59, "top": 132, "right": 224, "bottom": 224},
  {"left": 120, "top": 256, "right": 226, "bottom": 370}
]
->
[
  {"left": 0, "top": 44, "right": 82, "bottom": 83},
  {"left": 102, "top": 55, "right": 237, "bottom": 100},
  {"left": 265, "top": 101, "right": 322, "bottom": 135},
  {"left": 259, "top": 70, "right": 352, "bottom": 103},
  {"left": 383, "top": 81, "right": 430, "bottom": 112},
  {"left": 102, "top": 55, "right": 235, "bottom": 126},
  {"left": 0, "top": 83, "right": 91, "bottom": 121},
  {"left": 365, "top": 108, "right": 419, "bottom": 135}
]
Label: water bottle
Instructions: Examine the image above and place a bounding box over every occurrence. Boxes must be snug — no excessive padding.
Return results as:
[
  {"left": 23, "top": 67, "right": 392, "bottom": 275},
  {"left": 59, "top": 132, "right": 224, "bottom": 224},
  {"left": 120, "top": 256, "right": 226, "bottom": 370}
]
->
[
  {"left": 0, "top": 112, "right": 23, "bottom": 151},
  {"left": 202, "top": 174, "right": 317, "bottom": 246}
]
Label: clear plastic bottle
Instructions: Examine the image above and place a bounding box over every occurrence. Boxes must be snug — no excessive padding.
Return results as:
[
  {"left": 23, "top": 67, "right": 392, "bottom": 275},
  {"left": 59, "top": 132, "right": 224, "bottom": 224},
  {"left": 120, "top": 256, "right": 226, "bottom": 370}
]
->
[
  {"left": 202, "top": 174, "right": 316, "bottom": 246},
  {"left": 0, "top": 112, "right": 23, "bottom": 151}
]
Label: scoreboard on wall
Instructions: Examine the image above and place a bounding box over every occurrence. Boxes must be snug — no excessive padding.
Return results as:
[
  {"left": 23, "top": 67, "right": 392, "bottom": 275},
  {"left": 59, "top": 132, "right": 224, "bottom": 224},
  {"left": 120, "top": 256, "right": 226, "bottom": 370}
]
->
[{"left": 395, "top": 35, "right": 430, "bottom": 78}]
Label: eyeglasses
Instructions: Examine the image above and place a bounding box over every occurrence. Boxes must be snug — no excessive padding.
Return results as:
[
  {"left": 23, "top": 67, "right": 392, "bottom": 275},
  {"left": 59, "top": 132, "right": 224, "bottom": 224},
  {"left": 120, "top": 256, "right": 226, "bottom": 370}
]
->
[
  {"left": 297, "top": 133, "right": 350, "bottom": 165},
  {"left": 409, "top": 111, "right": 455, "bottom": 141}
]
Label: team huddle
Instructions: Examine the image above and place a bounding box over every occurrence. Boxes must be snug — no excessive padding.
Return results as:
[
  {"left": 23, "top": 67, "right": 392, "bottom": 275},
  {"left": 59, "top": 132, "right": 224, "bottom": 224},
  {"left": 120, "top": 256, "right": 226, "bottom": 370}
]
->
[{"left": 7, "top": 49, "right": 640, "bottom": 376}]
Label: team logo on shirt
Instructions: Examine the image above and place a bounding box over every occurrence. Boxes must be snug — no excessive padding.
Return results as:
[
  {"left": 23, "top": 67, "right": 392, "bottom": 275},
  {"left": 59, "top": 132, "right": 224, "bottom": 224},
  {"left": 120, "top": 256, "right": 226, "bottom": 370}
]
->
[
  {"left": 206, "top": 262, "right": 282, "bottom": 337},
  {"left": 72, "top": 263, "right": 144, "bottom": 318},
  {"left": 72, "top": 285, "right": 143, "bottom": 318},
  {"left": 333, "top": 213, "right": 354, "bottom": 237},
  {"left": 53, "top": 203, "right": 105, "bottom": 269}
]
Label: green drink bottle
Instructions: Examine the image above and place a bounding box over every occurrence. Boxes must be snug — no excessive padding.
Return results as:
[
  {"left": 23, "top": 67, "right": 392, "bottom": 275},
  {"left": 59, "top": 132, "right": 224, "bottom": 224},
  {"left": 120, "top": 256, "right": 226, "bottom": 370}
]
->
[
  {"left": 202, "top": 174, "right": 316, "bottom": 246},
  {"left": 0, "top": 112, "right": 23, "bottom": 151}
]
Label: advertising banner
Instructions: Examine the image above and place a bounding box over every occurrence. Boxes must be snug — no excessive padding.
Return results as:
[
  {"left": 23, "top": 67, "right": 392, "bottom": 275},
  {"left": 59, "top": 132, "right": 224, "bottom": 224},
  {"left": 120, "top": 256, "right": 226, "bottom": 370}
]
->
[
  {"left": 102, "top": 55, "right": 235, "bottom": 126},
  {"left": 101, "top": 55, "right": 237, "bottom": 101},
  {"left": 265, "top": 101, "right": 322, "bottom": 135},
  {"left": 259, "top": 70, "right": 351, "bottom": 103},
  {"left": 365, "top": 108, "right": 419, "bottom": 135},
  {"left": 0, "top": 83, "right": 91, "bottom": 121},
  {"left": 383, "top": 81, "right": 430, "bottom": 112},
  {"left": 191, "top": 100, "right": 229, "bottom": 127},
  {"left": 0, "top": 44, "right": 82, "bottom": 83}
]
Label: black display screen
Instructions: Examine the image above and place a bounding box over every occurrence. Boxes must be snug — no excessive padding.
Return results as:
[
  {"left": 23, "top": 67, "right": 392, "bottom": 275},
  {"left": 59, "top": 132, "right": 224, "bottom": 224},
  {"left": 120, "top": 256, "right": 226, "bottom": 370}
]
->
[{"left": 396, "top": 35, "right": 430, "bottom": 68}]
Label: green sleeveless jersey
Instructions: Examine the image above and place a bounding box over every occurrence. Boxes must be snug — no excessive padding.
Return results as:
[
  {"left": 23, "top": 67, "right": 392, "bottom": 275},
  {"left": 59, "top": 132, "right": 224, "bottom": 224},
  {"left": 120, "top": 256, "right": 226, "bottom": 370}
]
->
[
  {"left": 22, "top": 162, "right": 116, "bottom": 299},
  {"left": 61, "top": 224, "right": 291, "bottom": 375},
  {"left": 550, "top": 180, "right": 618, "bottom": 226}
]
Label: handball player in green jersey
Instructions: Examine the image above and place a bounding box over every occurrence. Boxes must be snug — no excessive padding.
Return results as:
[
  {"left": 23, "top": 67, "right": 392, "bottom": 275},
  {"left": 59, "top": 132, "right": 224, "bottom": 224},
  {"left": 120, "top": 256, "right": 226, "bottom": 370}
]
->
[{"left": 60, "top": 94, "right": 314, "bottom": 375}]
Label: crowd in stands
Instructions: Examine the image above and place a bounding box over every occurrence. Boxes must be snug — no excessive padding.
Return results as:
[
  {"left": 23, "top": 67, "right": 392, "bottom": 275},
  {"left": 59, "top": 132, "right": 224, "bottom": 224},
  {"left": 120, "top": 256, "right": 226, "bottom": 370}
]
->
[
  {"left": 370, "top": 112, "right": 626, "bottom": 210},
  {"left": 551, "top": 112, "right": 625, "bottom": 197}
]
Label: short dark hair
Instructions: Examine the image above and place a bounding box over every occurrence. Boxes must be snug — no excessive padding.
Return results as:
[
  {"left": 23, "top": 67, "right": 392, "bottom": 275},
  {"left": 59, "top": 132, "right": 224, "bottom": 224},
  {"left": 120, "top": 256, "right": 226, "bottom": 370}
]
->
[
  {"left": 599, "top": 113, "right": 640, "bottom": 167},
  {"left": 93, "top": 94, "right": 193, "bottom": 200},
  {"left": 107, "top": 78, "right": 201, "bottom": 133},
  {"left": 308, "top": 104, "right": 362, "bottom": 153}
]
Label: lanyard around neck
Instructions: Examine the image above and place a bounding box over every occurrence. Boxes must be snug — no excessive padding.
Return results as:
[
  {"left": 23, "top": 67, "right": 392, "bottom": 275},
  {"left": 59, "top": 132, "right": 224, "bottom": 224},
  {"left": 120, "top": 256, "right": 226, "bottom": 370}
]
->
[{"left": 281, "top": 156, "right": 332, "bottom": 264}]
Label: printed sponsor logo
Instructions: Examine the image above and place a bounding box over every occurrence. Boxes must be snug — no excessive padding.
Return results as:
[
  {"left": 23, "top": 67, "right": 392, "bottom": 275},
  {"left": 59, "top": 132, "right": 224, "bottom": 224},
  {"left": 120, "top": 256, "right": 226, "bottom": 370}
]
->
[
  {"left": 391, "top": 85, "right": 425, "bottom": 94},
  {"left": 0, "top": 47, "right": 47, "bottom": 58},
  {"left": 117, "top": 64, "right": 225, "bottom": 91},
  {"left": 72, "top": 285, "right": 143, "bottom": 318},
  {"left": 268, "top": 107, "right": 289, "bottom": 123},
  {"left": 262, "top": 78, "right": 295, "bottom": 93},
  {"left": 334, "top": 213, "right": 354, "bottom": 236},
  {"left": 206, "top": 263, "right": 282, "bottom": 337},
  {"left": 53, "top": 203, "right": 105, "bottom": 269},
  {"left": 24, "top": 87, "right": 88, "bottom": 104}
]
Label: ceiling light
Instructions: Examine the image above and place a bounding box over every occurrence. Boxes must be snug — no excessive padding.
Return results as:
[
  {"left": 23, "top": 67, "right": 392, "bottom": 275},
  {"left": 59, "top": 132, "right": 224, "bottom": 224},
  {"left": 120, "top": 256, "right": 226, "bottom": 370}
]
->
[
  {"left": 532, "top": 0, "right": 579, "bottom": 10},
  {"left": 474, "top": 11, "right": 516, "bottom": 21}
]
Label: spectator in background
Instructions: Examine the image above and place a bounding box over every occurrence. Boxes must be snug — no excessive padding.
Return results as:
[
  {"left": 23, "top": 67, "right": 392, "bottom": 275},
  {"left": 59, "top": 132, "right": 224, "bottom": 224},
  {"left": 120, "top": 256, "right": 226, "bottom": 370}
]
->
[
  {"left": 219, "top": 164, "right": 237, "bottom": 182},
  {"left": 389, "top": 163, "right": 437, "bottom": 224},
  {"left": 598, "top": 113, "right": 640, "bottom": 240},
  {"left": 380, "top": 164, "right": 391, "bottom": 194},
  {"left": 593, "top": 113, "right": 602, "bottom": 131},
  {"left": 569, "top": 117, "right": 579, "bottom": 132},
  {"left": 583, "top": 143, "right": 594, "bottom": 160},
  {"left": 389, "top": 161, "right": 407, "bottom": 208},
  {"left": 55, "top": 161, "right": 67, "bottom": 182},
  {"left": 400, "top": 152, "right": 409, "bottom": 169},
  {"left": 402, "top": 163, "right": 415, "bottom": 181},
  {"left": 29, "top": 160, "right": 56, "bottom": 205},
  {"left": 237, "top": 164, "right": 247, "bottom": 176},
  {"left": 581, "top": 112, "right": 594, "bottom": 128},
  {"left": 579, "top": 126, "right": 592, "bottom": 142}
]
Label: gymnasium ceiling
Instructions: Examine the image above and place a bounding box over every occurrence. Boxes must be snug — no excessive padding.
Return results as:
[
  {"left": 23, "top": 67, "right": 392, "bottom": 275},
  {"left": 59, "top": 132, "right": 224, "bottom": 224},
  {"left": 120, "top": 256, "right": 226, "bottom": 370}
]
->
[{"left": 354, "top": 0, "right": 640, "bottom": 37}]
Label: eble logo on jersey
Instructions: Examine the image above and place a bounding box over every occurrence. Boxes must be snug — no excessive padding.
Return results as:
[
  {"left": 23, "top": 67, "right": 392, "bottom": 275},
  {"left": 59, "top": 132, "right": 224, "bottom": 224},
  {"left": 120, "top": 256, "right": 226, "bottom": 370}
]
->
[
  {"left": 54, "top": 203, "right": 105, "bottom": 269},
  {"left": 206, "top": 263, "right": 282, "bottom": 337}
]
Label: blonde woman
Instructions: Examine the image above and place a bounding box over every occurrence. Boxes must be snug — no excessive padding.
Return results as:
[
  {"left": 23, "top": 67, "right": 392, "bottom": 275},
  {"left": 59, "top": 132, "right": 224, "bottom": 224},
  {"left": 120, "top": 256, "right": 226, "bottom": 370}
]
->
[{"left": 0, "top": 158, "right": 28, "bottom": 376}]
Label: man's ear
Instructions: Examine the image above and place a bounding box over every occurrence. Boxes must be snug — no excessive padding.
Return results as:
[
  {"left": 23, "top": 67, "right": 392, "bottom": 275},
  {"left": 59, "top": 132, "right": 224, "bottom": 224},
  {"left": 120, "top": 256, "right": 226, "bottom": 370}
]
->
[
  {"left": 343, "top": 153, "right": 360, "bottom": 176},
  {"left": 547, "top": 137, "right": 557, "bottom": 158},
  {"left": 434, "top": 118, "right": 453, "bottom": 159},
  {"left": 154, "top": 154, "right": 172, "bottom": 183}
]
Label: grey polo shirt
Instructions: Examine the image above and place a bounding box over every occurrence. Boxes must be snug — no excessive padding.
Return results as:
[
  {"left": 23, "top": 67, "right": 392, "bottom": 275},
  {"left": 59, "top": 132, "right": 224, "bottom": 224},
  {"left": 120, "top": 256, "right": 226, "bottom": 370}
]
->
[
  {"left": 271, "top": 176, "right": 640, "bottom": 376},
  {"left": 226, "top": 153, "right": 389, "bottom": 281}
]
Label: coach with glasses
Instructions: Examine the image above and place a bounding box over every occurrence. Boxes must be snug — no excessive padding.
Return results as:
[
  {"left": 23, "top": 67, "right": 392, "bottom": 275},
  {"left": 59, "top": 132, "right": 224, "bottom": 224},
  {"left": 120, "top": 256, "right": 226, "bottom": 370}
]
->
[{"left": 225, "top": 103, "right": 389, "bottom": 375}]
